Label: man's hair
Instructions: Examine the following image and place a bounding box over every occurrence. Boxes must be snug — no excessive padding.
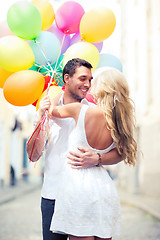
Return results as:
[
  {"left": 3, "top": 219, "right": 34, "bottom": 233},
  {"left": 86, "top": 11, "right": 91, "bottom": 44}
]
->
[{"left": 62, "top": 58, "right": 93, "bottom": 81}]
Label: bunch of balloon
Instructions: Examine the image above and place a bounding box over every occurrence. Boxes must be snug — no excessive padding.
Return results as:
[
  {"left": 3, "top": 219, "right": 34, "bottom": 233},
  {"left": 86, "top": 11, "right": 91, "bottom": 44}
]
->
[
  {"left": 0, "top": 1, "right": 44, "bottom": 106},
  {"left": 0, "top": 0, "right": 121, "bottom": 108},
  {"left": 59, "top": 3, "right": 119, "bottom": 80},
  {"left": 31, "top": 0, "right": 86, "bottom": 109}
]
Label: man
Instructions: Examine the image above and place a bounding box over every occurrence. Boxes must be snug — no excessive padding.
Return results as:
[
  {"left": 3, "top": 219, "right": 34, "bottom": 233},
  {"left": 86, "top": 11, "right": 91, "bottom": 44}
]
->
[{"left": 27, "top": 58, "right": 122, "bottom": 240}]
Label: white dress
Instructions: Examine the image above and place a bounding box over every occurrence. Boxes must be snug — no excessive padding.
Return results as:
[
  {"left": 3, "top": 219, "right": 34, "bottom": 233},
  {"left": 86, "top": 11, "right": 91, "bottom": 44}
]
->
[{"left": 50, "top": 105, "right": 121, "bottom": 238}]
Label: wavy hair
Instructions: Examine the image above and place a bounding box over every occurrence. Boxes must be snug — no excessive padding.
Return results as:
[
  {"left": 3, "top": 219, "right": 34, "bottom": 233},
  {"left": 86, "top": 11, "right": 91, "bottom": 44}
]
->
[{"left": 91, "top": 68, "right": 137, "bottom": 166}]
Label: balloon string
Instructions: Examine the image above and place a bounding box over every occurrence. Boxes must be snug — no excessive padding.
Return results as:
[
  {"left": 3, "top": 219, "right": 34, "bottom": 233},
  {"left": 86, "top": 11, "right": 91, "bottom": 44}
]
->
[
  {"left": 34, "top": 32, "right": 66, "bottom": 92},
  {"left": 34, "top": 63, "right": 53, "bottom": 77},
  {"left": 35, "top": 39, "right": 48, "bottom": 64},
  {"left": 38, "top": 38, "right": 55, "bottom": 75},
  {"left": 56, "top": 57, "right": 63, "bottom": 71},
  {"left": 34, "top": 39, "right": 55, "bottom": 93},
  {"left": 35, "top": 63, "right": 51, "bottom": 72},
  {"left": 46, "top": 33, "right": 66, "bottom": 94},
  {"left": 53, "top": 34, "right": 66, "bottom": 72},
  {"left": 35, "top": 34, "right": 65, "bottom": 94}
]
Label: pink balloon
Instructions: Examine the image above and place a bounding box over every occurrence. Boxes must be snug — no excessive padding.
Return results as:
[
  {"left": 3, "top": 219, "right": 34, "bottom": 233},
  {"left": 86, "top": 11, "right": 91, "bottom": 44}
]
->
[
  {"left": 70, "top": 32, "right": 103, "bottom": 52},
  {"left": 48, "top": 24, "right": 71, "bottom": 54},
  {"left": 0, "top": 20, "right": 13, "bottom": 38},
  {"left": 55, "top": 1, "right": 85, "bottom": 34}
]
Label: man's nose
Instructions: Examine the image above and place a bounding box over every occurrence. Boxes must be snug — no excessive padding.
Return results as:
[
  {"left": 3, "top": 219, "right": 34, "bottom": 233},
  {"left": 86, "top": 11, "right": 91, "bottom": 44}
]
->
[{"left": 84, "top": 80, "right": 90, "bottom": 87}]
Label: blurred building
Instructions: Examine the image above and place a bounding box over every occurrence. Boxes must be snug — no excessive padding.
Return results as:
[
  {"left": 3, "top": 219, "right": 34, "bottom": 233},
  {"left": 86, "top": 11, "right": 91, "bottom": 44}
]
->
[
  {"left": 0, "top": 91, "right": 42, "bottom": 187},
  {"left": 0, "top": 92, "right": 12, "bottom": 186},
  {"left": 117, "top": 0, "right": 160, "bottom": 197}
]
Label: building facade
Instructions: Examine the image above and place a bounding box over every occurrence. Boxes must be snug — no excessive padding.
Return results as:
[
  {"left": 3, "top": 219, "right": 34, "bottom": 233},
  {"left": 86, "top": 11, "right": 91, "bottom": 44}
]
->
[
  {"left": 0, "top": 90, "right": 42, "bottom": 187},
  {"left": 117, "top": 0, "right": 160, "bottom": 197}
]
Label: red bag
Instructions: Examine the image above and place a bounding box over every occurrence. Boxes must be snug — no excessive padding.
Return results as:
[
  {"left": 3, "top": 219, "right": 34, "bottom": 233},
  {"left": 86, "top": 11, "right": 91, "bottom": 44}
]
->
[{"left": 26, "top": 114, "right": 49, "bottom": 162}]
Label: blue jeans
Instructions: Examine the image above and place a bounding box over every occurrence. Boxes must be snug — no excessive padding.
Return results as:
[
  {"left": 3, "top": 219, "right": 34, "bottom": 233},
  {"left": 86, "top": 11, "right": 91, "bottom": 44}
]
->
[{"left": 41, "top": 197, "right": 68, "bottom": 240}]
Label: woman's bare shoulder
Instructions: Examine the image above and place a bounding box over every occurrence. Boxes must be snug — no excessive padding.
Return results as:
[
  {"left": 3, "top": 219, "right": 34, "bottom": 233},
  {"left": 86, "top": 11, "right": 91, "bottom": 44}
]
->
[{"left": 87, "top": 106, "right": 104, "bottom": 118}]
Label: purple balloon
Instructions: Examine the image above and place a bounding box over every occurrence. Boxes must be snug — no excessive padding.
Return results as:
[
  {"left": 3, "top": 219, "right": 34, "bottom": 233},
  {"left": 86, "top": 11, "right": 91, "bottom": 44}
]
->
[
  {"left": 48, "top": 24, "right": 71, "bottom": 54},
  {"left": 93, "top": 41, "right": 103, "bottom": 53},
  {"left": 70, "top": 32, "right": 103, "bottom": 52}
]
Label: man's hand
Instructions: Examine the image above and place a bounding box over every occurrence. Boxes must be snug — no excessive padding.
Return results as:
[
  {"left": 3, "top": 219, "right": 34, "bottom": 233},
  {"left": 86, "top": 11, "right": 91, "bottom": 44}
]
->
[
  {"left": 67, "top": 147, "right": 99, "bottom": 169},
  {"left": 38, "top": 95, "right": 51, "bottom": 120},
  {"left": 67, "top": 146, "right": 122, "bottom": 169}
]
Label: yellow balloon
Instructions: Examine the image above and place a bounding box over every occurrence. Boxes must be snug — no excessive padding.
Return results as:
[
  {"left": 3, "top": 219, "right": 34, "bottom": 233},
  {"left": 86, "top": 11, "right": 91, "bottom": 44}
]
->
[
  {"left": 3, "top": 70, "right": 45, "bottom": 106},
  {"left": 32, "top": 0, "right": 55, "bottom": 31},
  {"left": 0, "top": 66, "right": 13, "bottom": 88},
  {"left": 36, "top": 85, "right": 62, "bottom": 111},
  {"left": 0, "top": 36, "right": 35, "bottom": 72},
  {"left": 63, "top": 42, "right": 99, "bottom": 70},
  {"left": 80, "top": 7, "right": 116, "bottom": 43}
]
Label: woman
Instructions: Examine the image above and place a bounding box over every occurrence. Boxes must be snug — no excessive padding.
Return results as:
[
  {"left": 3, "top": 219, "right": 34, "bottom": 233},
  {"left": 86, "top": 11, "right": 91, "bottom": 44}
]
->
[{"left": 49, "top": 68, "right": 137, "bottom": 240}]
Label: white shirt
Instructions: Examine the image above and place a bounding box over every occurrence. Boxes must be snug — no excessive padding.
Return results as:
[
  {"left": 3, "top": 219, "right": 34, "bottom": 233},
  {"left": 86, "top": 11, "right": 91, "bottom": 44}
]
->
[{"left": 41, "top": 95, "right": 95, "bottom": 200}]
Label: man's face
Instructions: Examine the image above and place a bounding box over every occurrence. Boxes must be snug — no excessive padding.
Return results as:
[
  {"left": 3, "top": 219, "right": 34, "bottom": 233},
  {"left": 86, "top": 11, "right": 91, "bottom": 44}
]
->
[{"left": 64, "top": 66, "right": 93, "bottom": 101}]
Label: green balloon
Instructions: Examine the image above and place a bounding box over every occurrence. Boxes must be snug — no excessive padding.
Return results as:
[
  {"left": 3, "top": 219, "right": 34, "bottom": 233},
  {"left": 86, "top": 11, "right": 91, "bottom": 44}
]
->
[
  {"left": 39, "top": 63, "right": 64, "bottom": 87},
  {"left": 28, "top": 63, "right": 39, "bottom": 72},
  {"left": 31, "top": 60, "right": 64, "bottom": 87},
  {"left": 52, "top": 55, "right": 64, "bottom": 87},
  {"left": 7, "top": 1, "right": 42, "bottom": 40}
]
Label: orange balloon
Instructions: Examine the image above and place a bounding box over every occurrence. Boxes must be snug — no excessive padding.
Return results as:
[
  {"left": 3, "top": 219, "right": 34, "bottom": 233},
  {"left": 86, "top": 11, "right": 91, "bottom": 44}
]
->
[
  {"left": 36, "top": 85, "right": 62, "bottom": 111},
  {"left": 80, "top": 7, "right": 116, "bottom": 43},
  {"left": 0, "top": 67, "right": 13, "bottom": 88},
  {"left": 3, "top": 70, "right": 45, "bottom": 106}
]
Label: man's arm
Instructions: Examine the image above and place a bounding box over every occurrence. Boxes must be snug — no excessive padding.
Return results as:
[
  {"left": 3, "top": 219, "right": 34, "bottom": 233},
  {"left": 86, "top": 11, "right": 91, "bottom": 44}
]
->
[
  {"left": 67, "top": 147, "right": 122, "bottom": 169},
  {"left": 26, "top": 120, "right": 46, "bottom": 162},
  {"left": 26, "top": 96, "right": 51, "bottom": 162}
]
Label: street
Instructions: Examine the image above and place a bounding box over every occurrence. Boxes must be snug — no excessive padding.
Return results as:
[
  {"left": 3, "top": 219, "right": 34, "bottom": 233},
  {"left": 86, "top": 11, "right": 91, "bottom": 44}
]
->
[
  {"left": 0, "top": 188, "right": 42, "bottom": 240},
  {"left": 0, "top": 188, "right": 160, "bottom": 240}
]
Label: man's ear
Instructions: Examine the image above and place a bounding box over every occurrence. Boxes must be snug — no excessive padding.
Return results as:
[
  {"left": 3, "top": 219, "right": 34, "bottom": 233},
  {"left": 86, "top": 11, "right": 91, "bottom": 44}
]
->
[{"left": 64, "top": 74, "right": 70, "bottom": 84}]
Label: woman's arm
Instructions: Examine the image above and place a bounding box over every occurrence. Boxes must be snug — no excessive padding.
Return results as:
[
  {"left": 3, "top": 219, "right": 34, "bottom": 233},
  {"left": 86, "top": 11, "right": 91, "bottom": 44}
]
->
[
  {"left": 49, "top": 102, "right": 82, "bottom": 121},
  {"left": 51, "top": 91, "right": 63, "bottom": 107}
]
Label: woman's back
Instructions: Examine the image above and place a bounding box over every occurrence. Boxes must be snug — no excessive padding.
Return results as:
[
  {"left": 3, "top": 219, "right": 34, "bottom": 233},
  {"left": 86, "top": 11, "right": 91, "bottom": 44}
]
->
[
  {"left": 68, "top": 104, "right": 114, "bottom": 155},
  {"left": 84, "top": 106, "right": 113, "bottom": 150}
]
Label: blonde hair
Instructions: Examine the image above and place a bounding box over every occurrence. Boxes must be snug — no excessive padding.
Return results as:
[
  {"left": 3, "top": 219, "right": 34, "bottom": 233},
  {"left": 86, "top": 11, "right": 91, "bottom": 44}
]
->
[{"left": 91, "top": 68, "right": 137, "bottom": 166}]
